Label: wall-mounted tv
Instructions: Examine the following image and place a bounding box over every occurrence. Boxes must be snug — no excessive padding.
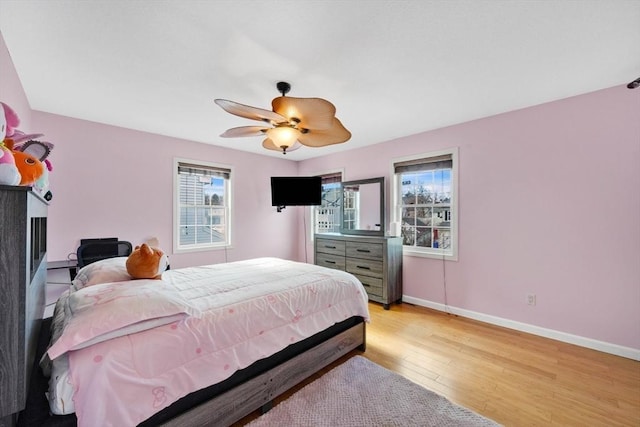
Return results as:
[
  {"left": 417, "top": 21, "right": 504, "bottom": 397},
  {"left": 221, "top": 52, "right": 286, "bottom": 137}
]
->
[{"left": 271, "top": 176, "right": 322, "bottom": 209}]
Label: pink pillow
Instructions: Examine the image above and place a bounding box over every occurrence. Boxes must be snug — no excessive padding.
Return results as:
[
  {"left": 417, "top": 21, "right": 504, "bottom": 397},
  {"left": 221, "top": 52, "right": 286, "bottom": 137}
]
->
[{"left": 72, "top": 257, "right": 132, "bottom": 290}]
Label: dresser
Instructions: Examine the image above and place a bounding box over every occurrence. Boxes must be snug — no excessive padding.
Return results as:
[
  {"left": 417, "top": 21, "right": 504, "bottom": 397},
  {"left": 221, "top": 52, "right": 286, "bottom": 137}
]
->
[
  {"left": 0, "top": 186, "right": 47, "bottom": 427},
  {"left": 315, "top": 233, "right": 402, "bottom": 309}
]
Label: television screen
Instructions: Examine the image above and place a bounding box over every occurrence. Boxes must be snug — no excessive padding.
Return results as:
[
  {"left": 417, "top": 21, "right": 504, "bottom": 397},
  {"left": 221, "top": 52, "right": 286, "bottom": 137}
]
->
[{"left": 271, "top": 176, "right": 322, "bottom": 207}]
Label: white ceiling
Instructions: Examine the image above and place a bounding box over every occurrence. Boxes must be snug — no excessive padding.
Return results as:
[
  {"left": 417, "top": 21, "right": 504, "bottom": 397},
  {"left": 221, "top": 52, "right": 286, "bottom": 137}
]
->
[{"left": 1, "top": 0, "right": 639, "bottom": 161}]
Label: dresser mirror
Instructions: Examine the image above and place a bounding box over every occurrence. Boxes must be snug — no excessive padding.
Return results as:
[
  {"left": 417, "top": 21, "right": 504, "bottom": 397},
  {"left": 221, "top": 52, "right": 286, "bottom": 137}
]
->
[{"left": 340, "top": 177, "right": 385, "bottom": 236}]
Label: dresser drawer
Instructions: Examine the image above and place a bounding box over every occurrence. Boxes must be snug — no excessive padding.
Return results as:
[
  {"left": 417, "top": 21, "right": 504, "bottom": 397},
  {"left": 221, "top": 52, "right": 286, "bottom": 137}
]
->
[
  {"left": 316, "top": 239, "right": 346, "bottom": 256},
  {"left": 346, "top": 258, "right": 383, "bottom": 279},
  {"left": 316, "top": 252, "right": 346, "bottom": 271},
  {"left": 346, "top": 241, "right": 383, "bottom": 260},
  {"left": 355, "top": 274, "right": 383, "bottom": 298}
]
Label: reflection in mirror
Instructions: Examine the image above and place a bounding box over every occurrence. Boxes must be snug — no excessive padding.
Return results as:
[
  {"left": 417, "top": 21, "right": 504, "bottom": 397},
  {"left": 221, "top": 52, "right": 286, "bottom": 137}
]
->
[{"left": 340, "top": 177, "right": 385, "bottom": 236}]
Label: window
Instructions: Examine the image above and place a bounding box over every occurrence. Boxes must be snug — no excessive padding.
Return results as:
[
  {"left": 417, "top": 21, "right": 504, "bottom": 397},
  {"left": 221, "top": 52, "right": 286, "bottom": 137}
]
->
[
  {"left": 313, "top": 172, "right": 342, "bottom": 234},
  {"left": 392, "top": 148, "right": 458, "bottom": 260},
  {"left": 174, "top": 159, "right": 232, "bottom": 252}
]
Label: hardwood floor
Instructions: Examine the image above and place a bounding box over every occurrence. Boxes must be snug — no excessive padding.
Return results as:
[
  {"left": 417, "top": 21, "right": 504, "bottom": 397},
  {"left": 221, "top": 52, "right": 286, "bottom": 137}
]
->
[{"left": 237, "top": 302, "right": 640, "bottom": 426}]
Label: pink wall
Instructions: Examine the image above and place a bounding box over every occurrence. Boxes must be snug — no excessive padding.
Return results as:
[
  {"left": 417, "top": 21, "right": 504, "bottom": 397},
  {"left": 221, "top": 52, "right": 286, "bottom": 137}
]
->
[
  {"left": 0, "top": 31, "right": 32, "bottom": 133},
  {"left": 300, "top": 86, "right": 640, "bottom": 351}
]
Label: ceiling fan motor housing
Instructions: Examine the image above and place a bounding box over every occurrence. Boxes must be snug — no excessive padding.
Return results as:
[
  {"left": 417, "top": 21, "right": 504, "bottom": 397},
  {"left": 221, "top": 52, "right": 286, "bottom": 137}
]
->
[{"left": 276, "top": 81, "right": 291, "bottom": 96}]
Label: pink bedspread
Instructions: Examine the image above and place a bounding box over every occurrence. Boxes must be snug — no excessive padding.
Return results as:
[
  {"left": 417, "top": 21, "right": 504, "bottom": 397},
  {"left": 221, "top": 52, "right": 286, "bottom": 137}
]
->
[{"left": 52, "top": 258, "right": 370, "bottom": 427}]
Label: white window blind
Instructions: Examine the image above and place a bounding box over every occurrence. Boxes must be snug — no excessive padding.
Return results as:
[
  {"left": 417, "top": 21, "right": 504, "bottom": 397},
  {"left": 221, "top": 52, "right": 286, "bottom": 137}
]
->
[
  {"left": 394, "top": 154, "right": 453, "bottom": 174},
  {"left": 175, "top": 160, "right": 231, "bottom": 251}
]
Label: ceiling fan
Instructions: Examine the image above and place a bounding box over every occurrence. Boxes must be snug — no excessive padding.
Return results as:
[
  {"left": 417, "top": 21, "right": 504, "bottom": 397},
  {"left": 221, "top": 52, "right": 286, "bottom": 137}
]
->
[{"left": 214, "top": 82, "right": 351, "bottom": 154}]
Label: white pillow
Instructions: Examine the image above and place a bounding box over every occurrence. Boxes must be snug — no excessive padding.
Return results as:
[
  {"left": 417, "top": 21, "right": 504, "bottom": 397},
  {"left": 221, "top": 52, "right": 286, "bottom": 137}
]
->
[{"left": 72, "top": 257, "right": 132, "bottom": 290}]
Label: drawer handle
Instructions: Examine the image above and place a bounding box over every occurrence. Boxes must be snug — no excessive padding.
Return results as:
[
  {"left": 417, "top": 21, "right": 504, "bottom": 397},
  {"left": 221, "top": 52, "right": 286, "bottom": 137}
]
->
[
  {"left": 325, "top": 245, "right": 337, "bottom": 249},
  {"left": 324, "top": 260, "right": 336, "bottom": 264},
  {"left": 362, "top": 283, "right": 370, "bottom": 288},
  {"left": 356, "top": 249, "right": 371, "bottom": 253},
  {"left": 356, "top": 265, "right": 371, "bottom": 270}
]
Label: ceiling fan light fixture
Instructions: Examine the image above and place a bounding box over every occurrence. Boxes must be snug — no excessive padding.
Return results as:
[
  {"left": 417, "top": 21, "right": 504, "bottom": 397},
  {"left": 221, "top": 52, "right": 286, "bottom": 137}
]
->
[{"left": 266, "top": 126, "right": 300, "bottom": 151}]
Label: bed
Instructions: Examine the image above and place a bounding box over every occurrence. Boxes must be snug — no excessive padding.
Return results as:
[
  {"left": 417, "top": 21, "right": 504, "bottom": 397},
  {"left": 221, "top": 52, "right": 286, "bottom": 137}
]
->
[{"left": 24, "top": 257, "right": 369, "bottom": 427}]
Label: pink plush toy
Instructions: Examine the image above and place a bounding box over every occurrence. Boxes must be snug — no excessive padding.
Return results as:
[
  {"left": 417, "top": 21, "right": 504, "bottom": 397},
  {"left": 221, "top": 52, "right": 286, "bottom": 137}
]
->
[
  {"left": 0, "top": 102, "right": 20, "bottom": 138},
  {"left": 0, "top": 101, "right": 55, "bottom": 189},
  {"left": 0, "top": 145, "right": 21, "bottom": 186},
  {"left": 0, "top": 103, "right": 21, "bottom": 185},
  {"left": 0, "top": 101, "right": 55, "bottom": 191}
]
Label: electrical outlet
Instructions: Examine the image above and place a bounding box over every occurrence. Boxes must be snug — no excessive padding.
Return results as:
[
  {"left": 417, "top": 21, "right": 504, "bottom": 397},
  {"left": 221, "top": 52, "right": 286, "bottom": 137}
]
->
[{"left": 527, "top": 293, "right": 536, "bottom": 306}]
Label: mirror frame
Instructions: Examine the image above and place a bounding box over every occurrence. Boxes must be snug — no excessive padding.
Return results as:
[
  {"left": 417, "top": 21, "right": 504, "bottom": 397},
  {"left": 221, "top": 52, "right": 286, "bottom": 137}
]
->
[{"left": 340, "top": 177, "right": 385, "bottom": 236}]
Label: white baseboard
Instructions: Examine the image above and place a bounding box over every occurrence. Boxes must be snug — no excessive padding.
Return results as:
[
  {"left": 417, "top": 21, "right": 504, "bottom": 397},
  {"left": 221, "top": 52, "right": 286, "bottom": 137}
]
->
[{"left": 402, "top": 295, "right": 640, "bottom": 361}]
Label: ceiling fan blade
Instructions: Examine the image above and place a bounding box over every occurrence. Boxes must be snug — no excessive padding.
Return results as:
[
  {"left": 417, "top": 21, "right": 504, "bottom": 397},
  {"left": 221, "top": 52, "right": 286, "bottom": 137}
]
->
[
  {"left": 262, "top": 138, "right": 302, "bottom": 153},
  {"left": 215, "top": 99, "right": 286, "bottom": 123},
  {"left": 271, "top": 97, "right": 336, "bottom": 130},
  {"left": 220, "top": 126, "right": 268, "bottom": 138},
  {"left": 297, "top": 118, "right": 351, "bottom": 147}
]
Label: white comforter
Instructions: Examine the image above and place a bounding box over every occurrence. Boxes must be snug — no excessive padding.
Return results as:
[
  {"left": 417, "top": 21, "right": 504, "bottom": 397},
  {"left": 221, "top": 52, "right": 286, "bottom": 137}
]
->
[{"left": 45, "top": 257, "right": 370, "bottom": 427}]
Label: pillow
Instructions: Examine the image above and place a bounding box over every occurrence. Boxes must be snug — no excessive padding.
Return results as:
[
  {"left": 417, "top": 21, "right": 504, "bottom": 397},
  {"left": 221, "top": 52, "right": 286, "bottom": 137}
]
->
[
  {"left": 47, "top": 280, "right": 201, "bottom": 359},
  {"left": 72, "top": 257, "right": 132, "bottom": 290}
]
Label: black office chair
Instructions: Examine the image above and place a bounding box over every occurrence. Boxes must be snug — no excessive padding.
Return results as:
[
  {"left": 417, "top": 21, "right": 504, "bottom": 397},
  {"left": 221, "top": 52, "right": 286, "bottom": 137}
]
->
[{"left": 76, "top": 240, "right": 133, "bottom": 269}]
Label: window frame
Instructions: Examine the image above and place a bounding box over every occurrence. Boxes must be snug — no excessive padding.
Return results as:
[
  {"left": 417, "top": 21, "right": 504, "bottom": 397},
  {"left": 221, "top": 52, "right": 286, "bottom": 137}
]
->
[
  {"left": 391, "top": 147, "right": 459, "bottom": 261},
  {"left": 173, "top": 157, "right": 233, "bottom": 254}
]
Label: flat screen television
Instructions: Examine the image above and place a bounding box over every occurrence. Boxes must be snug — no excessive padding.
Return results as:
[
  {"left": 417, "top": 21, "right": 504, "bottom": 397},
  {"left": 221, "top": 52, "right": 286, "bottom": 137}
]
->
[{"left": 271, "top": 176, "right": 322, "bottom": 208}]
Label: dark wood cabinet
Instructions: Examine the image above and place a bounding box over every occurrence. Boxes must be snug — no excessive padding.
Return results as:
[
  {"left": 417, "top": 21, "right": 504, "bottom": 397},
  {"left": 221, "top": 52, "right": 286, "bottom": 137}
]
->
[
  {"left": 315, "top": 233, "right": 402, "bottom": 309},
  {"left": 0, "top": 186, "right": 47, "bottom": 426}
]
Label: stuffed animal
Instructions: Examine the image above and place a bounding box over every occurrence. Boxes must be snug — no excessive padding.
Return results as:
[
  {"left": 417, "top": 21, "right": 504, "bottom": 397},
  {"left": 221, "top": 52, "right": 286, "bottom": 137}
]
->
[
  {"left": 0, "top": 101, "right": 51, "bottom": 187},
  {"left": 1, "top": 139, "right": 55, "bottom": 186},
  {"left": 0, "top": 103, "right": 21, "bottom": 185},
  {"left": 126, "top": 243, "right": 169, "bottom": 280},
  {"left": 1, "top": 102, "right": 20, "bottom": 138},
  {"left": 34, "top": 158, "right": 53, "bottom": 200},
  {"left": 0, "top": 145, "right": 21, "bottom": 185},
  {"left": 6, "top": 139, "right": 45, "bottom": 186},
  {"left": 7, "top": 130, "right": 45, "bottom": 145},
  {"left": 14, "top": 140, "right": 53, "bottom": 190}
]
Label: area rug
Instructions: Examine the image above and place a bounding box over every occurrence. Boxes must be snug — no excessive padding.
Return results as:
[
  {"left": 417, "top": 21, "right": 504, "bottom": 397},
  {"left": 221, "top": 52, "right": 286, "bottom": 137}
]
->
[{"left": 247, "top": 355, "right": 500, "bottom": 426}]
